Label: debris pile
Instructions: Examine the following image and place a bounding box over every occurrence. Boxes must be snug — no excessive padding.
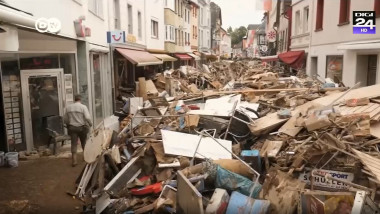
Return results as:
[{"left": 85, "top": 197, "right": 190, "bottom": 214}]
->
[{"left": 74, "top": 60, "right": 380, "bottom": 214}]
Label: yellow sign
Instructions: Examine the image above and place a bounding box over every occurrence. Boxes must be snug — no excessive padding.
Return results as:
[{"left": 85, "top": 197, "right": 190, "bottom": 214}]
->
[{"left": 127, "top": 34, "right": 136, "bottom": 43}]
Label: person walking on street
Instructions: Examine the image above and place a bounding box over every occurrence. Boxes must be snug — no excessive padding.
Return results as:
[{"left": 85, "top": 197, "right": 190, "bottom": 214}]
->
[{"left": 64, "top": 95, "right": 92, "bottom": 167}]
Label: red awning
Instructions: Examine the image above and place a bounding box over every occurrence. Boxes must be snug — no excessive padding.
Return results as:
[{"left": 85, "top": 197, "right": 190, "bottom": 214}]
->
[
  {"left": 174, "top": 53, "right": 192, "bottom": 60},
  {"left": 116, "top": 48, "right": 163, "bottom": 66},
  {"left": 278, "top": 50, "right": 305, "bottom": 69}
]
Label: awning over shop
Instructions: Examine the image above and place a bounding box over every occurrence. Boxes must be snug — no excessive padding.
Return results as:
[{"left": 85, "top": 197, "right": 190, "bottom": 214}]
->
[
  {"left": 187, "top": 53, "right": 201, "bottom": 61},
  {"left": 278, "top": 50, "right": 305, "bottom": 69},
  {"left": 174, "top": 53, "right": 192, "bottom": 60},
  {"left": 260, "top": 55, "right": 278, "bottom": 62},
  {"left": 152, "top": 54, "right": 177, "bottom": 62},
  {"left": 116, "top": 48, "right": 163, "bottom": 66},
  {"left": 337, "top": 40, "right": 380, "bottom": 50},
  {"left": 193, "top": 51, "right": 201, "bottom": 56}
]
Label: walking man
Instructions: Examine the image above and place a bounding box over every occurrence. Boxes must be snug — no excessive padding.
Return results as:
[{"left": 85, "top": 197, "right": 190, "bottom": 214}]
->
[{"left": 64, "top": 95, "right": 92, "bottom": 166}]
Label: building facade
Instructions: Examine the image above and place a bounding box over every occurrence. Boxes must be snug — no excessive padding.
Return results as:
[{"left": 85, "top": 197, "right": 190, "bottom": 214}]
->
[
  {"left": 190, "top": 0, "right": 199, "bottom": 52},
  {"left": 0, "top": 0, "right": 113, "bottom": 152},
  {"left": 308, "top": 0, "right": 380, "bottom": 87},
  {"left": 198, "top": 0, "right": 211, "bottom": 54},
  {"left": 164, "top": 0, "right": 194, "bottom": 67},
  {"left": 210, "top": 2, "right": 222, "bottom": 56}
]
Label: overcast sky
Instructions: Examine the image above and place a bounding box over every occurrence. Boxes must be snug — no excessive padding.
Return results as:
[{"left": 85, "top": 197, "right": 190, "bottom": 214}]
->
[{"left": 213, "top": 0, "right": 264, "bottom": 30}]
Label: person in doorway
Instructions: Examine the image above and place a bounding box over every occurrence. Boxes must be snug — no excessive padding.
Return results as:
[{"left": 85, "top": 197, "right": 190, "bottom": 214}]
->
[{"left": 63, "top": 94, "right": 92, "bottom": 167}]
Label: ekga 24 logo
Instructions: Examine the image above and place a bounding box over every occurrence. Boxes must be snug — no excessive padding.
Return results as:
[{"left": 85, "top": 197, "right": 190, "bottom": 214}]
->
[{"left": 353, "top": 11, "right": 376, "bottom": 34}]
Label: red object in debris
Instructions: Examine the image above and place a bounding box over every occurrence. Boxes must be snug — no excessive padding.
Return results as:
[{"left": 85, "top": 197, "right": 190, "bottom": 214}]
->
[
  {"left": 131, "top": 182, "right": 162, "bottom": 195},
  {"left": 187, "top": 105, "right": 200, "bottom": 110}
]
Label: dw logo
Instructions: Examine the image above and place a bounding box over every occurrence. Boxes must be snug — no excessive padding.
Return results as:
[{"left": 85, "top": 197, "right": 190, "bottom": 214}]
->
[
  {"left": 35, "top": 18, "right": 61, "bottom": 34},
  {"left": 353, "top": 11, "right": 376, "bottom": 34}
]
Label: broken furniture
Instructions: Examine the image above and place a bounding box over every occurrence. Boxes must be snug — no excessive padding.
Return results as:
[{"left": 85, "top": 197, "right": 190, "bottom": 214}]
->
[{"left": 44, "top": 115, "right": 70, "bottom": 155}]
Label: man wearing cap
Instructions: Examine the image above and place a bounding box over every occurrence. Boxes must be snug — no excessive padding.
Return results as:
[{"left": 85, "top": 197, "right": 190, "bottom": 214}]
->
[{"left": 64, "top": 95, "right": 92, "bottom": 166}]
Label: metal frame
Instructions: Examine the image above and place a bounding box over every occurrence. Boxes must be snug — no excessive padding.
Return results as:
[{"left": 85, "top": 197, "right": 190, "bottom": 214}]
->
[{"left": 20, "top": 69, "right": 65, "bottom": 152}]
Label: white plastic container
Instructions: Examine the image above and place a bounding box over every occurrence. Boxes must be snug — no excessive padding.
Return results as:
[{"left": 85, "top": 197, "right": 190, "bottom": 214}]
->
[
  {"left": 5, "top": 152, "right": 18, "bottom": 168},
  {"left": 0, "top": 151, "right": 4, "bottom": 167},
  {"left": 205, "top": 188, "right": 230, "bottom": 214}
]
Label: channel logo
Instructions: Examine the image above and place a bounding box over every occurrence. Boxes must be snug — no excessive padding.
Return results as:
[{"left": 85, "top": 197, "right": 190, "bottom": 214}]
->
[{"left": 353, "top": 11, "right": 376, "bottom": 34}]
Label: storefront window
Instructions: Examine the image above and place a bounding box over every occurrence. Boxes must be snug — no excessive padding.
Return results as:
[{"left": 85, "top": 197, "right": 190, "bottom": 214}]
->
[
  {"left": 19, "top": 53, "right": 59, "bottom": 70},
  {"left": 0, "top": 53, "right": 25, "bottom": 151},
  {"left": 60, "top": 54, "right": 77, "bottom": 95},
  {"left": 92, "top": 53, "right": 104, "bottom": 126},
  {"left": 326, "top": 56, "right": 343, "bottom": 81}
]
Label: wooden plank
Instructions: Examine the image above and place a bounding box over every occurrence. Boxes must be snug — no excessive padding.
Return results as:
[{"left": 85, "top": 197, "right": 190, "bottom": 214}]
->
[
  {"left": 369, "top": 106, "right": 380, "bottom": 118},
  {"left": 260, "top": 140, "right": 283, "bottom": 158},
  {"left": 138, "top": 77, "right": 148, "bottom": 101},
  {"left": 352, "top": 149, "right": 380, "bottom": 182},
  {"left": 353, "top": 104, "right": 374, "bottom": 113},
  {"left": 254, "top": 84, "right": 380, "bottom": 136}
]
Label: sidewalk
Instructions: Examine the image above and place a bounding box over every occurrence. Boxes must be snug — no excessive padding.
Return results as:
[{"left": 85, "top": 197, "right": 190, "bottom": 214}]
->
[{"left": 0, "top": 154, "right": 86, "bottom": 214}]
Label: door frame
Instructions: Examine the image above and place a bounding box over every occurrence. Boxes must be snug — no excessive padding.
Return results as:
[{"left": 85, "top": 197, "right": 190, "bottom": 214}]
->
[{"left": 21, "top": 69, "right": 65, "bottom": 152}]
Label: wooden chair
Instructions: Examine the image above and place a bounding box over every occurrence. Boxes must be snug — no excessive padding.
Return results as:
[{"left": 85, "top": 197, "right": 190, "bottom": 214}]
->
[{"left": 44, "top": 115, "right": 71, "bottom": 155}]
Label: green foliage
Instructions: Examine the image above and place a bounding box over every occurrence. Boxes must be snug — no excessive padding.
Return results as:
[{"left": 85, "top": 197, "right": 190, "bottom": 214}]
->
[{"left": 229, "top": 26, "right": 247, "bottom": 46}]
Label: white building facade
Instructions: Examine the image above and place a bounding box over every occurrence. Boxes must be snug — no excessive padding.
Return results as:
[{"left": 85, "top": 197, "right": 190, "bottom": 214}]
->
[
  {"left": 0, "top": 0, "right": 114, "bottom": 152},
  {"left": 198, "top": 0, "right": 211, "bottom": 53},
  {"left": 301, "top": 0, "right": 380, "bottom": 87}
]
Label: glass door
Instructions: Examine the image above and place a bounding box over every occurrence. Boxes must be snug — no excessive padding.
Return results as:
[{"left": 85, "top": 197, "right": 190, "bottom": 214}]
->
[{"left": 21, "top": 69, "right": 64, "bottom": 151}]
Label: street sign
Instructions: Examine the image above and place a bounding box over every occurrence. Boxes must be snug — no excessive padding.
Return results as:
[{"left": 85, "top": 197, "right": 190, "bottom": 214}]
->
[{"left": 107, "top": 31, "right": 126, "bottom": 44}]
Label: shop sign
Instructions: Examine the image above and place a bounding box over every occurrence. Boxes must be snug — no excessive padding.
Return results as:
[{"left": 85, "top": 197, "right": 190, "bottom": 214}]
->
[
  {"left": 127, "top": 34, "right": 136, "bottom": 43},
  {"left": 107, "top": 31, "right": 126, "bottom": 44},
  {"left": 299, "top": 169, "right": 354, "bottom": 190},
  {"left": 35, "top": 17, "right": 61, "bottom": 34},
  {"left": 266, "top": 30, "right": 276, "bottom": 42}
]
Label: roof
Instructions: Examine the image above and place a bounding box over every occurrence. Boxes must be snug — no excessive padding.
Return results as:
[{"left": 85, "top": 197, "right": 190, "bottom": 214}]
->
[
  {"left": 247, "top": 24, "right": 261, "bottom": 30},
  {"left": 116, "top": 48, "right": 163, "bottom": 66}
]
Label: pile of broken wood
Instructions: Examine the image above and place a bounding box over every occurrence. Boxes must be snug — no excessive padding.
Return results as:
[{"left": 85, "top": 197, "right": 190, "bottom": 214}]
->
[{"left": 74, "top": 60, "right": 380, "bottom": 214}]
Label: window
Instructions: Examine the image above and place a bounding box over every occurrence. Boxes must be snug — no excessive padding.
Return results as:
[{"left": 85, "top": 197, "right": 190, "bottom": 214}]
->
[
  {"left": 188, "top": 10, "right": 190, "bottom": 23},
  {"left": 165, "top": 0, "right": 175, "bottom": 10},
  {"left": 165, "top": 25, "right": 175, "bottom": 42},
  {"left": 138, "top": 11, "right": 142, "bottom": 38},
  {"left": 303, "top": 7, "right": 309, "bottom": 32},
  {"left": 375, "top": 0, "right": 380, "bottom": 18},
  {"left": 89, "top": 0, "right": 104, "bottom": 18},
  {"left": 338, "top": 0, "right": 350, "bottom": 25},
  {"left": 180, "top": 1, "right": 182, "bottom": 17},
  {"left": 326, "top": 56, "right": 343, "bottom": 81},
  {"left": 200, "top": 8, "right": 203, "bottom": 25},
  {"left": 295, "top": 10, "right": 301, "bottom": 35},
  {"left": 316, "top": 0, "right": 324, "bottom": 30},
  {"left": 151, "top": 20, "right": 158, "bottom": 38},
  {"left": 184, "top": 9, "right": 187, "bottom": 22},
  {"left": 284, "top": 28, "right": 288, "bottom": 51},
  {"left": 128, "top": 4, "right": 133, "bottom": 34},
  {"left": 113, "top": 0, "right": 120, "bottom": 29}
]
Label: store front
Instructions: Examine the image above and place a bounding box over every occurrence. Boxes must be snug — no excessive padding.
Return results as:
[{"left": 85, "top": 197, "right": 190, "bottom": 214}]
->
[
  {"left": 111, "top": 44, "right": 163, "bottom": 111},
  {"left": 0, "top": 28, "right": 77, "bottom": 152}
]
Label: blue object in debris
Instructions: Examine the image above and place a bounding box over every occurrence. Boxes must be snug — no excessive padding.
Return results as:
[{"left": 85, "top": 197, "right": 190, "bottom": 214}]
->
[
  {"left": 241, "top": 150, "right": 262, "bottom": 173},
  {"left": 215, "top": 165, "right": 261, "bottom": 198},
  {"left": 226, "top": 191, "right": 270, "bottom": 214},
  {"left": 323, "top": 82, "right": 336, "bottom": 88}
]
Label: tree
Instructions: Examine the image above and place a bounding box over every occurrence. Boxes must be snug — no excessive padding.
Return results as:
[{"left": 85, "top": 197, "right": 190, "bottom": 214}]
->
[
  {"left": 227, "top": 26, "right": 233, "bottom": 34},
  {"left": 230, "top": 26, "right": 247, "bottom": 46}
]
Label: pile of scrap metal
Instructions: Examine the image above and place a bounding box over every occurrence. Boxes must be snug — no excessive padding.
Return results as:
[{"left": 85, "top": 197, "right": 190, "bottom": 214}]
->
[{"left": 74, "top": 61, "right": 380, "bottom": 214}]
